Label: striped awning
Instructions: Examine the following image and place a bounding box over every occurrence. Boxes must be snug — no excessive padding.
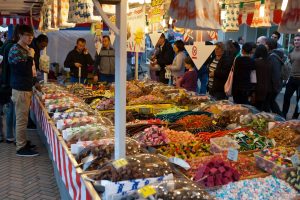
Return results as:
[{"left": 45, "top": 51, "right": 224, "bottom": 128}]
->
[{"left": 0, "top": 17, "right": 30, "bottom": 26}]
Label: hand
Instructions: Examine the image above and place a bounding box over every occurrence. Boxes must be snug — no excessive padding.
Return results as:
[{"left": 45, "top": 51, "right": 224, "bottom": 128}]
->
[
  {"left": 74, "top": 63, "right": 82, "bottom": 68},
  {"left": 35, "top": 82, "right": 41, "bottom": 92},
  {"left": 28, "top": 48, "right": 35, "bottom": 58},
  {"left": 209, "top": 72, "right": 214, "bottom": 78},
  {"left": 83, "top": 48, "right": 89, "bottom": 55},
  {"left": 93, "top": 75, "right": 98, "bottom": 82},
  {"left": 166, "top": 65, "right": 171, "bottom": 70}
]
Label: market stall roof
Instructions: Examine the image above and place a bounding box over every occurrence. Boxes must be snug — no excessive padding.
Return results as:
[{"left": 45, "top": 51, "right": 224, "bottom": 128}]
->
[{"left": 0, "top": 0, "right": 42, "bottom": 17}]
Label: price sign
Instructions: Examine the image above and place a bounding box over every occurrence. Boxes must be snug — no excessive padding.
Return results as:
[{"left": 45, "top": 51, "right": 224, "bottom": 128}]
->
[
  {"left": 112, "top": 158, "right": 128, "bottom": 169},
  {"left": 138, "top": 185, "right": 156, "bottom": 198},
  {"left": 227, "top": 148, "right": 238, "bottom": 162},
  {"left": 291, "top": 154, "right": 300, "bottom": 167}
]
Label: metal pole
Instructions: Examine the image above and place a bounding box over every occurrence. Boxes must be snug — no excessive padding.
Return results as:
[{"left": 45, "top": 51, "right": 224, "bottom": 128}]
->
[
  {"left": 135, "top": 51, "right": 139, "bottom": 80},
  {"left": 114, "top": 0, "right": 127, "bottom": 159}
]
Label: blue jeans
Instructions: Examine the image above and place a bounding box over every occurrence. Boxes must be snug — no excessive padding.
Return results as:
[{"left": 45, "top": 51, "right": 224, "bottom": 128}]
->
[
  {"left": 3, "top": 100, "right": 16, "bottom": 140},
  {"left": 70, "top": 76, "right": 87, "bottom": 84},
  {"left": 99, "top": 74, "right": 115, "bottom": 83}
]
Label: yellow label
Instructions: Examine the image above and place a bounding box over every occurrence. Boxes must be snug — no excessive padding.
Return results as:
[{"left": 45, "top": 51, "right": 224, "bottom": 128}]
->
[
  {"left": 138, "top": 185, "right": 156, "bottom": 198},
  {"left": 212, "top": 120, "right": 217, "bottom": 125},
  {"left": 112, "top": 158, "right": 128, "bottom": 169}
]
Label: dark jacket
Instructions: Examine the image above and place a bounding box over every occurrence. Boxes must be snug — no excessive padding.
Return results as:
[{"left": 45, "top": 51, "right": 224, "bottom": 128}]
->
[
  {"left": 232, "top": 56, "right": 255, "bottom": 96},
  {"left": 268, "top": 49, "right": 284, "bottom": 93},
  {"left": 64, "top": 47, "right": 93, "bottom": 78},
  {"left": 156, "top": 40, "right": 174, "bottom": 83},
  {"left": 8, "top": 44, "right": 34, "bottom": 91},
  {"left": 94, "top": 47, "right": 115, "bottom": 75},
  {"left": 180, "top": 70, "right": 198, "bottom": 92},
  {"left": 29, "top": 38, "right": 41, "bottom": 71},
  {"left": 255, "top": 58, "right": 272, "bottom": 101},
  {"left": 210, "top": 53, "right": 235, "bottom": 95},
  {"left": 0, "top": 40, "right": 15, "bottom": 104}
]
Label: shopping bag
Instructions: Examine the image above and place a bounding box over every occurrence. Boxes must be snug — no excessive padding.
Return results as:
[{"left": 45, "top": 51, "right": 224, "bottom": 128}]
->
[{"left": 224, "top": 70, "right": 234, "bottom": 96}]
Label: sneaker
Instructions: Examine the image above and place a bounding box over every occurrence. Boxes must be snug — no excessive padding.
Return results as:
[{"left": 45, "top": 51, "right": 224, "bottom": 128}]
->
[
  {"left": 6, "top": 138, "right": 15, "bottom": 144},
  {"left": 16, "top": 147, "right": 39, "bottom": 157}
]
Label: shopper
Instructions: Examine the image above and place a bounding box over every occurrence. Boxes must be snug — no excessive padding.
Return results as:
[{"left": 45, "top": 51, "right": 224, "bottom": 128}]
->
[
  {"left": 253, "top": 45, "right": 272, "bottom": 111},
  {"left": 180, "top": 56, "right": 198, "bottom": 92},
  {"left": 232, "top": 43, "right": 255, "bottom": 104},
  {"left": 8, "top": 25, "right": 38, "bottom": 156},
  {"left": 64, "top": 38, "right": 93, "bottom": 84},
  {"left": 256, "top": 36, "right": 267, "bottom": 46},
  {"left": 166, "top": 40, "right": 186, "bottom": 86},
  {"left": 0, "top": 25, "right": 19, "bottom": 143},
  {"left": 29, "top": 34, "right": 48, "bottom": 73},
  {"left": 93, "top": 35, "right": 115, "bottom": 83},
  {"left": 208, "top": 42, "right": 234, "bottom": 100},
  {"left": 154, "top": 33, "right": 174, "bottom": 84},
  {"left": 266, "top": 38, "right": 284, "bottom": 116},
  {"left": 282, "top": 34, "right": 300, "bottom": 119},
  {"left": 271, "top": 31, "right": 283, "bottom": 49}
]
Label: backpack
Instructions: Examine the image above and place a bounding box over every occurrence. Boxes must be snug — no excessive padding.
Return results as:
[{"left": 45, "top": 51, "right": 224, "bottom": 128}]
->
[{"left": 271, "top": 53, "right": 292, "bottom": 81}]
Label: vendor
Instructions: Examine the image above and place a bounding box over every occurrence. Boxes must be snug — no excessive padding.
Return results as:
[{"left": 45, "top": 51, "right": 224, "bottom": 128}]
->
[
  {"left": 64, "top": 38, "right": 93, "bottom": 84},
  {"left": 93, "top": 35, "right": 115, "bottom": 83},
  {"left": 29, "top": 34, "right": 48, "bottom": 73}
]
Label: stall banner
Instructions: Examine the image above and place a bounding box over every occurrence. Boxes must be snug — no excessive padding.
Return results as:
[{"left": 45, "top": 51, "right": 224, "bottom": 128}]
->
[
  {"left": 31, "top": 96, "right": 93, "bottom": 200},
  {"left": 251, "top": 0, "right": 271, "bottom": 27},
  {"left": 278, "top": 0, "right": 300, "bottom": 33},
  {"left": 102, "top": 174, "right": 174, "bottom": 200},
  {"left": 149, "top": 32, "right": 162, "bottom": 46},
  {"left": 222, "top": 2, "right": 240, "bottom": 32},
  {"left": 169, "top": 0, "right": 221, "bottom": 30},
  {"left": 185, "top": 42, "right": 215, "bottom": 70},
  {"left": 148, "top": 0, "right": 165, "bottom": 32},
  {"left": 127, "top": 6, "right": 146, "bottom": 53}
]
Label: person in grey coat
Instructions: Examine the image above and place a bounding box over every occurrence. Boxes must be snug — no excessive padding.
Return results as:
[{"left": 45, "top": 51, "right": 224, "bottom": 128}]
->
[
  {"left": 93, "top": 35, "right": 115, "bottom": 83},
  {"left": 266, "top": 38, "right": 284, "bottom": 116}
]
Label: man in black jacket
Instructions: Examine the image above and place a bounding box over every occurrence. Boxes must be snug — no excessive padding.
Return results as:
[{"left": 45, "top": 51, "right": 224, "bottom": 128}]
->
[
  {"left": 64, "top": 38, "right": 93, "bottom": 84},
  {"left": 153, "top": 34, "right": 174, "bottom": 84}
]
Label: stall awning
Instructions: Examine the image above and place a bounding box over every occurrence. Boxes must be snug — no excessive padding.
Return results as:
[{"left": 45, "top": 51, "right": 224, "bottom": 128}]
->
[{"left": 0, "top": 17, "right": 26, "bottom": 26}]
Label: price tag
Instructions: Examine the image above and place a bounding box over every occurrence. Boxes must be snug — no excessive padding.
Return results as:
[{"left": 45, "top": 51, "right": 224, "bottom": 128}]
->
[
  {"left": 168, "top": 157, "right": 191, "bottom": 170},
  {"left": 112, "top": 158, "right": 128, "bottom": 169},
  {"left": 227, "top": 148, "right": 238, "bottom": 162},
  {"left": 291, "top": 154, "right": 300, "bottom": 167},
  {"left": 138, "top": 185, "right": 156, "bottom": 198}
]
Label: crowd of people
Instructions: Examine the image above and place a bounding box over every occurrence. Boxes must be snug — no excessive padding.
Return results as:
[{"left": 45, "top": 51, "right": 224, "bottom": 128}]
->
[{"left": 149, "top": 32, "right": 300, "bottom": 119}]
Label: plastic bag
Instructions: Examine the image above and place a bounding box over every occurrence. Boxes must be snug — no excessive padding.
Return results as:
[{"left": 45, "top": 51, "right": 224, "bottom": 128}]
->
[{"left": 88, "top": 154, "right": 173, "bottom": 182}]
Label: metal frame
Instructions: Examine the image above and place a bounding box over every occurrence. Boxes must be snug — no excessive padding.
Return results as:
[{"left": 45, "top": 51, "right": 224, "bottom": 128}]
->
[{"left": 93, "top": 0, "right": 127, "bottom": 159}]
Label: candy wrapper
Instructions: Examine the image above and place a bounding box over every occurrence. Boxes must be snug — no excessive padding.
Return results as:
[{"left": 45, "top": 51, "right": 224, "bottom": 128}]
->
[
  {"left": 112, "top": 179, "right": 213, "bottom": 200},
  {"left": 76, "top": 138, "right": 144, "bottom": 171},
  {"left": 96, "top": 98, "right": 115, "bottom": 110},
  {"left": 62, "top": 124, "right": 113, "bottom": 145},
  {"left": 44, "top": 97, "right": 80, "bottom": 107},
  {"left": 132, "top": 125, "right": 169, "bottom": 146},
  {"left": 56, "top": 116, "right": 99, "bottom": 130},
  {"left": 286, "top": 166, "right": 300, "bottom": 191},
  {"left": 209, "top": 176, "right": 297, "bottom": 199},
  {"left": 128, "top": 95, "right": 166, "bottom": 106},
  {"left": 47, "top": 101, "right": 84, "bottom": 113},
  {"left": 52, "top": 111, "right": 89, "bottom": 121},
  {"left": 88, "top": 154, "right": 173, "bottom": 182}
]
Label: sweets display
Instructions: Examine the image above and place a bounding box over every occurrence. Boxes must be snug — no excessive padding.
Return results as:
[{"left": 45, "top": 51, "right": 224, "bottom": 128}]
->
[
  {"left": 286, "top": 166, "right": 300, "bottom": 191},
  {"left": 89, "top": 154, "right": 173, "bottom": 182},
  {"left": 230, "top": 130, "right": 274, "bottom": 151},
  {"left": 164, "top": 129, "right": 196, "bottom": 144},
  {"left": 52, "top": 111, "right": 88, "bottom": 121},
  {"left": 76, "top": 138, "right": 144, "bottom": 171},
  {"left": 96, "top": 98, "right": 115, "bottom": 110},
  {"left": 128, "top": 95, "right": 166, "bottom": 105},
  {"left": 194, "top": 158, "right": 240, "bottom": 187},
  {"left": 254, "top": 147, "right": 298, "bottom": 179},
  {"left": 267, "top": 127, "right": 300, "bottom": 146},
  {"left": 155, "top": 111, "right": 211, "bottom": 123},
  {"left": 210, "top": 176, "right": 297, "bottom": 200},
  {"left": 133, "top": 125, "right": 169, "bottom": 146},
  {"left": 56, "top": 116, "right": 98, "bottom": 130},
  {"left": 175, "top": 115, "right": 212, "bottom": 129},
  {"left": 157, "top": 141, "right": 210, "bottom": 159},
  {"left": 196, "top": 128, "right": 249, "bottom": 143},
  {"left": 210, "top": 137, "right": 240, "bottom": 154}
]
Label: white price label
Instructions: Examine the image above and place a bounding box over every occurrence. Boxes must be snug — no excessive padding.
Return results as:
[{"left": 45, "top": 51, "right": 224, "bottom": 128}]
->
[
  {"left": 227, "top": 148, "right": 238, "bottom": 162},
  {"left": 291, "top": 154, "right": 300, "bottom": 167}
]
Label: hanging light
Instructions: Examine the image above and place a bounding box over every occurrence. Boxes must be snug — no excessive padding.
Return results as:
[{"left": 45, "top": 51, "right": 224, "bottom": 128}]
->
[
  {"left": 259, "top": 0, "right": 265, "bottom": 17},
  {"left": 281, "top": 0, "right": 288, "bottom": 11},
  {"left": 221, "top": 4, "right": 226, "bottom": 20}
]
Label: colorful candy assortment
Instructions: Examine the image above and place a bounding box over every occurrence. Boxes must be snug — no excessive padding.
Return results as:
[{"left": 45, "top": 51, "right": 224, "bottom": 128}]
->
[{"left": 209, "top": 176, "right": 297, "bottom": 200}]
